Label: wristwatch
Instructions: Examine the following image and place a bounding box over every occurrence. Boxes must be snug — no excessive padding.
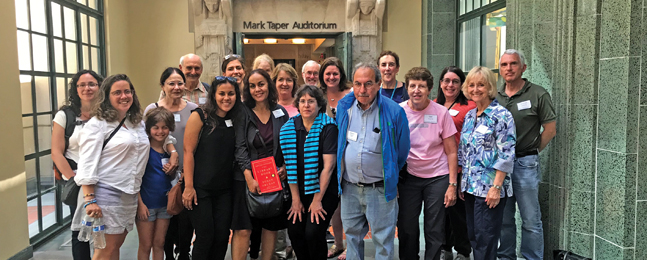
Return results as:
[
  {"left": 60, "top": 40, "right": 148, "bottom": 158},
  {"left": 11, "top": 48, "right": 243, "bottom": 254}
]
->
[
  {"left": 449, "top": 182, "right": 458, "bottom": 187},
  {"left": 493, "top": 184, "right": 502, "bottom": 190}
]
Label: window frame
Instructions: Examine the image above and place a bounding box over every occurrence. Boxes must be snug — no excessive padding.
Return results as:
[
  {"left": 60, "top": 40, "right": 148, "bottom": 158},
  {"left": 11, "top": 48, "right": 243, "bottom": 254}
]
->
[
  {"left": 455, "top": 0, "right": 506, "bottom": 74},
  {"left": 17, "top": 0, "right": 105, "bottom": 246}
]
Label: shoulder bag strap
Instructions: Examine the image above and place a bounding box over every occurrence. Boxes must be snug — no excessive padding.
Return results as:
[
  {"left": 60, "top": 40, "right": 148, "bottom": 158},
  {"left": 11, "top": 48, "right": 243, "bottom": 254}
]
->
[{"left": 102, "top": 116, "right": 128, "bottom": 150}]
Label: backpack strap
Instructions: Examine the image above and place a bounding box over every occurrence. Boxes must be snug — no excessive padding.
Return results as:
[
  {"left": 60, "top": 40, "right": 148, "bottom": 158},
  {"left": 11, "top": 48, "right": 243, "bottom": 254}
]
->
[
  {"left": 155, "top": 102, "right": 159, "bottom": 108},
  {"left": 201, "top": 82, "right": 210, "bottom": 92},
  {"left": 62, "top": 107, "right": 79, "bottom": 151}
]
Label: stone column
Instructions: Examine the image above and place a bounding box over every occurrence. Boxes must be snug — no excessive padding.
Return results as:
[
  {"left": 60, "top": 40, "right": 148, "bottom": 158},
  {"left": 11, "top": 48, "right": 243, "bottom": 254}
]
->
[
  {"left": 347, "top": 0, "right": 385, "bottom": 65},
  {"left": 191, "top": 0, "right": 233, "bottom": 83}
]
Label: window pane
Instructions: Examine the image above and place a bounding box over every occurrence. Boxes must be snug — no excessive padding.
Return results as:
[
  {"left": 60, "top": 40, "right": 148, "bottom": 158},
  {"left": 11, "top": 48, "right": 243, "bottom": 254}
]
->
[
  {"left": 38, "top": 154, "right": 54, "bottom": 189},
  {"left": 88, "top": 0, "right": 97, "bottom": 9},
  {"left": 35, "top": 76, "right": 51, "bottom": 113},
  {"left": 20, "top": 75, "right": 33, "bottom": 114},
  {"left": 459, "top": 17, "right": 481, "bottom": 71},
  {"left": 32, "top": 34, "right": 49, "bottom": 72},
  {"left": 17, "top": 31, "right": 32, "bottom": 71},
  {"left": 82, "top": 45, "right": 89, "bottom": 69},
  {"left": 40, "top": 189, "right": 58, "bottom": 231},
  {"left": 54, "top": 39, "right": 65, "bottom": 73},
  {"left": 80, "top": 14, "right": 88, "bottom": 44},
  {"left": 91, "top": 47, "right": 99, "bottom": 72},
  {"left": 482, "top": 8, "right": 507, "bottom": 69},
  {"left": 30, "top": 0, "right": 47, "bottom": 34},
  {"left": 66, "top": 42, "right": 78, "bottom": 73},
  {"left": 15, "top": 0, "right": 29, "bottom": 30},
  {"left": 51, "top": 2, "right": 62, "bottom": 37},
  {"left": 37, "top": 114, "right": 52, "bottom": 152},
  {"left": 64, "top": 7, "right": 76, "bottom": 40},
  {"left": 466, "top": 0, "right": 473, "bottom": 13},
  {"left": 77, "top": 0, "right": 87, "bottom": 5},
  {"left": 89, "top": 17, "right": 98, "bottom": 45},
  {"left": 23, "top": 117, "right": 35, "bottom": 156},
  {"left": 57, "top": 77, "right": 67, "bottom": 108},
  {"left": 474, "top": 0, "right": 482, "bottom": 9}
]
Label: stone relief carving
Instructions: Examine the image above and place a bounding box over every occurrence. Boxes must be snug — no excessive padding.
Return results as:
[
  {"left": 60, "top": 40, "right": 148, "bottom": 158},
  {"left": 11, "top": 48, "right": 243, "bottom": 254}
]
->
[
  {"left": 192, "top": 0, "right": 233, "bottom": 82},
  {"left": 347, "top": 0, "right": 385, "bottom": 65}
]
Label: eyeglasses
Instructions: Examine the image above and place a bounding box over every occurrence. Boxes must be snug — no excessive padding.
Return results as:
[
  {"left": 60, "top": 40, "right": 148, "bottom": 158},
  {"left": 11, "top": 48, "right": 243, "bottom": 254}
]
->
[
  {"left": 441, "top": 79, "right": 461, "bottom": 85},
  {"left": 110, "top": 89, "right": 134, "bottom": 96},
  {"left": 298, "top": 99, "right": 317, "bottom": 106},
  {"left": 77, "top": 82, "right": 98, "bottom": 88},
  {"left": 224, "top": 54, "right": 241, "bottom": 60},
  {"left": 353, "top": 81, "right": 375, "bottom": 88},
  {"left": 214, "top": 76, "right": 238, "bottom": 84}
]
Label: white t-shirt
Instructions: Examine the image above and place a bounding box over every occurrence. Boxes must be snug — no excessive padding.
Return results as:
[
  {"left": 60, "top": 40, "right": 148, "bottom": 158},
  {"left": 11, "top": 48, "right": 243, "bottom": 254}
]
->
[{"left": 53, "top": 110, "right": 85, "bottom": 163}]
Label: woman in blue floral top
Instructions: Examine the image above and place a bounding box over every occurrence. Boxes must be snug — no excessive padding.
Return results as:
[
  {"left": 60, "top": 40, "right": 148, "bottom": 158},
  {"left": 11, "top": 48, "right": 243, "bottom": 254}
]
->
[{"left": 457, "top": 66, "right": 516, "bottom": 260}]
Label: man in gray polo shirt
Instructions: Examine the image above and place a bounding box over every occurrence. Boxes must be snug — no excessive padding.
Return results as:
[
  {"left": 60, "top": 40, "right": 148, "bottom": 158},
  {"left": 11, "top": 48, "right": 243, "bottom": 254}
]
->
[{"left": 496, "top": 49, "right": 557, "bottom": 260}]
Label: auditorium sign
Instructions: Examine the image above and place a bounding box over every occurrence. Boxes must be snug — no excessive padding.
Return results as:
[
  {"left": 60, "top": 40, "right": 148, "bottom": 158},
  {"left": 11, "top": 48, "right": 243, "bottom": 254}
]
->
[{"left": 243, "top": 21, "right": 338, "bottom": 31}]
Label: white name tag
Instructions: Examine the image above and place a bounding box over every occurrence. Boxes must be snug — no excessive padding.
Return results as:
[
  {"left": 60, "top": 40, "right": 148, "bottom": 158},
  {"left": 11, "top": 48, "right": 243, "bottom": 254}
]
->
[
  {"left": 161, "top": 158, "right": 169, "bottom": 166},
  {"left": 225, "top": 119, "right": 233, "bottom": 127},
  {"left": 517, "top": 100, "right": 531, "bottom": 111},
  {"left": 347, "top": 131, "right": 358, "bottom": 142},
  {"left": 449, "top": 109, "right": 459, "bottom": 117},
  {"left": 476, "top": 125, "right": 489, "bottom": 134},
  {"left": 424, "top": 114, "right": 437, "bottom": 124},
  {"left": 174, "top": 114, "right": 181, "bottom": 122},
  {"left": 199, "top": 97, "right": 207, "bottom": 104},
  {"left": 272, "top": 109, "right": 285, "bottom": 118}
]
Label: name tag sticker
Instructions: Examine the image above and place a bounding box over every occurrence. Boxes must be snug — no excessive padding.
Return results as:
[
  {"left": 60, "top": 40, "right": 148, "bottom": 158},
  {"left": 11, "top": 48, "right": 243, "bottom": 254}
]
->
[
  {"left": 225, "top": 119, "right": 233, "bottom": 127},
  {"left": 174, "top": 114, "right": 181, "bottom": 122},
  {"left": 517, "top": 100, "right": 531, "bottom": 111},
  {"left": 449, "top": 109, "right": 459, "bottom": 117},
  {"left": 347, "top": 131, "right": 358, "bottom": 142},
  {"left": 424, "top": 114, "right": 438, "bottom": 124},
  {"left": 161, "top": 158, "right": 169, "bottom": 166},
  {"left": 272, "top": 109, "right": 285, "bottom": 118},
  {"left": 199, "top": 97, "right": 207, "bottom": 104},
  {"left": 476, "top": 125, "right": 489, "bottom": 134}
]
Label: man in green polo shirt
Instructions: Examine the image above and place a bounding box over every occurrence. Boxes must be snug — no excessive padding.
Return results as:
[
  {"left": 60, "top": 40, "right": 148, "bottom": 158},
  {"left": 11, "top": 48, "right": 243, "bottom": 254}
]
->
[{"left": 496, "top": 49, "right": 556, "bottom": 260}]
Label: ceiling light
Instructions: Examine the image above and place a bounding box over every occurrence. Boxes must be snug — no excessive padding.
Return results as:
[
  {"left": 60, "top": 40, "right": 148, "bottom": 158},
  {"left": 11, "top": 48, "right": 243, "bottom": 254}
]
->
[
  {"left": 264, "top": 38, "right": 277, "bottom": 44},
  {"left": 292, "top": 38, "right": 306, "bottom": 44},
  {"left": 243, "top": 38, "right": 249, "bottom": 44}
]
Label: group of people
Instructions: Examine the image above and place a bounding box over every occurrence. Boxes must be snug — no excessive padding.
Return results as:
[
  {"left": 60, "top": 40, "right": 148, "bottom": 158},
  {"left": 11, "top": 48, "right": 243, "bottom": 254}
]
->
[{"left": 52, "top": 48, "right": 556, "bottom": 260}]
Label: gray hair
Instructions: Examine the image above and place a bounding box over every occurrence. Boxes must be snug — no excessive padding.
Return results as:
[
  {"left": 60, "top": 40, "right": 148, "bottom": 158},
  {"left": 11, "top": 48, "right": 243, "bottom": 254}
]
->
[
  {"left": 353, "top": 62, "right": 381, "bottom": 83},
  {"left": 302, "top": 60, "right": 320, "bottom": 72},
  {"left": 179, "top": 53, "right": 203, "bottom": 67},
  {"left": 502, "top": 49, "right": 526, "bottom": 66}
]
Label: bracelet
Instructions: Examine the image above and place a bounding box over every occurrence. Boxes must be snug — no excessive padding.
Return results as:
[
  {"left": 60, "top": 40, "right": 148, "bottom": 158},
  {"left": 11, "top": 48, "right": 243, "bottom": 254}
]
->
[
  {"left": 83, "top": 199, "right": 97, "bottom": 208},
  {"left": 492, "top": 184, "right": 502, "bottom": 190},
  {"left": 83, "top": 193, "right": 95, "bottom": 198},
  {"left": 449, "top": 183, "right": 457, "bottom": 187},
  {"left": 170, "top": 150, "right": 177, "bottom": 153}
]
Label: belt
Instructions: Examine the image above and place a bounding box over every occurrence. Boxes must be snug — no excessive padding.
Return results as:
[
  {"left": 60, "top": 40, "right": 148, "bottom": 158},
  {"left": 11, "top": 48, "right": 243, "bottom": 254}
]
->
[
  {"left": 344, "top": 179, "right": 384, "bottom": 188},
  {"left": 516, "top": 149, "right": 538, "bottom": 158}
]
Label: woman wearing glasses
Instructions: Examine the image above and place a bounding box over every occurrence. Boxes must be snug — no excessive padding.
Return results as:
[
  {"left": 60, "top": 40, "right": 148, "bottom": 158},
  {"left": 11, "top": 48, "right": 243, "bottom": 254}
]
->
[
  {"left": 72, "top": 74, "right": 150, "bottom": 259},
  {"left": 435, "top": 66, "right": 475, "bottom": 260},
  {"left": 182, "top": 76, "right": 242, "bottom": 259},
  {"left": 52, "top": 70, "right": 103, "bottom": 260}
]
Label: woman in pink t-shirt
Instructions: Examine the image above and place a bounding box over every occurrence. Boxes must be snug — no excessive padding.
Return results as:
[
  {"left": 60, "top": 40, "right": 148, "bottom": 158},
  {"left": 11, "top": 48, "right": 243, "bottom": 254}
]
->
[
  {"left": 397, "top": 67, "right": 459, "bottom": 260},
  {"left": 435, "top": 66, "right": 476, "bottom": 260}
]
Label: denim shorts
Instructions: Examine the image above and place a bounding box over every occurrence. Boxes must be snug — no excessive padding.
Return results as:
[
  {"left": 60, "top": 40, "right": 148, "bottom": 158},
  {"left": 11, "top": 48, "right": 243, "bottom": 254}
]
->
[{"left": 147, "top": 207, "right": 172, "bottom": 222}]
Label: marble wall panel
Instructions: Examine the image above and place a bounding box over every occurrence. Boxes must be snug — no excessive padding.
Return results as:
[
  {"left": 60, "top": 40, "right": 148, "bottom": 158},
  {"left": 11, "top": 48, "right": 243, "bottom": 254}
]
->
[
  {"left": 638, "top": 106, "right": 647, "bottom": 200},
  {"left": 568, "top": 105, "right": 597, "bottom": 192},
  {"left": 577, "top": 0, "right": 602, "bottom": 16},
  {"left": 600, "top": 0, "right": 635, "bottom": 58},
  {"left": 569, "top": 232, "right": 594, "bottom": 258},
  {"left": 431, "top": 12, "right": 455, "bottom": 55},
  {"left": 569, "top": 190, "right": 594, "bottom": 234},
  {"left": 573, "top": 15, "right": 600, "bottom": 105},
  {"left": 595, "top": 237, "right": 635, "bottom": 260},
  {"left": 636, "top": 201, "right": 647, "bottom": 259}
]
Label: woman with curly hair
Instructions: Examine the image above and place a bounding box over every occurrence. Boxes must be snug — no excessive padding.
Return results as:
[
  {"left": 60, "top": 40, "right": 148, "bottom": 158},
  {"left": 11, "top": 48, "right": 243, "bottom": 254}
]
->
[{"left": 72, "top": 74, "right": 162, "bottom": 259}]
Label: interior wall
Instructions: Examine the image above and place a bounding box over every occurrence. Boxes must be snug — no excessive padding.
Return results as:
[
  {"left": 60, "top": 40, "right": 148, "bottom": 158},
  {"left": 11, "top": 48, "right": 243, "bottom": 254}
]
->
[
  {"left": 104, "top": 0, "right": 130, "bottom": 75},
  {"left": 115, "top": 0, "right": 195, "bottom": 106},
  {"left": 0, "top": 0, "right": 32, "bottom": 259},
  {"left": 243, "top": 44, "right": 317, "bottom": 85},
  {"left": 382, "top": 0, "right": 422, "bottom": 82}
]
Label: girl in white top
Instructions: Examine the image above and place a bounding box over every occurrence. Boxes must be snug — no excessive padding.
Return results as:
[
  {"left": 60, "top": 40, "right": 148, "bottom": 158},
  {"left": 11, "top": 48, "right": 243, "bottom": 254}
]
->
[
  {"left": 72, "top": 74, "right": 165, "bottom": 259},
  {"left": 52, "top": 70, "right": 103, "bottom": 260}
]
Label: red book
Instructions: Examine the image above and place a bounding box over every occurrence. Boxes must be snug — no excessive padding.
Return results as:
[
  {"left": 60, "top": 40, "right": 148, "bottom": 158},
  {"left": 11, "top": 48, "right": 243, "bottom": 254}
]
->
[{"left": 250, "top": 157, "right": 282, "bottom": 193}]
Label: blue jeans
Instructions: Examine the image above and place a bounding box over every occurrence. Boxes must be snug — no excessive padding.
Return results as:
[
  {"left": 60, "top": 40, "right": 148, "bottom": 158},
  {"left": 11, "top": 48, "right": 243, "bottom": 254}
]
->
[
  {"left": 498, "top": 154, "right": 544, "bottom": 260},
  {"left": 341, "top": 180, "right": 398, "bottom": 260},
  {"left": 464, "top": 193, "right": 507, "bottom": 260}
]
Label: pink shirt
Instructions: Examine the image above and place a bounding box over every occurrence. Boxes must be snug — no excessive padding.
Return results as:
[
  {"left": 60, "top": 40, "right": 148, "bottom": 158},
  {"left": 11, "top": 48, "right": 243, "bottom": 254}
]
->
[
  {"left": 401, "top": 101, "right": 457, "bottom": 178},
  {"left": 283, "top": 104, "right": 299, "bottom": 117}
]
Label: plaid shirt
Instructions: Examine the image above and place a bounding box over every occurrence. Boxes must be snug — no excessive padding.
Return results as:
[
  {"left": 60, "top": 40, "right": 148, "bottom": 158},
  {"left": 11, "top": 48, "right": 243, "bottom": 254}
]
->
[{"left": 158, "top": 82, "right": 209, "bottom": 105}]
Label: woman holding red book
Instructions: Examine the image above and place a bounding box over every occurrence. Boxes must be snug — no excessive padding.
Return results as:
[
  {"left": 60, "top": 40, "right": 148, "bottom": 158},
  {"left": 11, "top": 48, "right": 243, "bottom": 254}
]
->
[
  {"left": 279, "top": 85, "right": 339, "bottom": 260},
  {"left": 230, "top": 69, "right": 290, "bottom": 260}
]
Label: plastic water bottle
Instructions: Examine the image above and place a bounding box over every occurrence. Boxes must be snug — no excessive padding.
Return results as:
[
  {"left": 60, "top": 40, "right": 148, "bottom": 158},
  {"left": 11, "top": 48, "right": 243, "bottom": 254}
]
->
[
  {"left": 92, "top": 217, "right": 106, "bottom": 249},
  {"left": 77, "top": 214, "right": 94, "bottom": 242}
]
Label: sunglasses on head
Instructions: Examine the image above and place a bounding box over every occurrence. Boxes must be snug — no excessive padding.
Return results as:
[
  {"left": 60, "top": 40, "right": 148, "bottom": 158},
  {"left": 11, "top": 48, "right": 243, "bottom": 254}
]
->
[
  {"left": 224, "top": 54, "right": 241, "bottom": 60},
  {"left": 214, "top": 76, "right": 238, "bottom": 84}
]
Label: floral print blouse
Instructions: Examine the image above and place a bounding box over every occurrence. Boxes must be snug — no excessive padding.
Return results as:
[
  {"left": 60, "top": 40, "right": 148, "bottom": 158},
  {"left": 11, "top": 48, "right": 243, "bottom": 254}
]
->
[{"left": 458, "top": 99, "right": 516, "bottom": 198}]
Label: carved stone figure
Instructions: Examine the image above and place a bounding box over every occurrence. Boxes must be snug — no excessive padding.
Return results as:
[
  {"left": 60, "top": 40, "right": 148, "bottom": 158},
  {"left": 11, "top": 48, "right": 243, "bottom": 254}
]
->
[
  {"left": 192, "top": 0, "right": 233, "bottom": 82},
  {"left": 347, "top": 0, "right": 385, "bottom": 64}
]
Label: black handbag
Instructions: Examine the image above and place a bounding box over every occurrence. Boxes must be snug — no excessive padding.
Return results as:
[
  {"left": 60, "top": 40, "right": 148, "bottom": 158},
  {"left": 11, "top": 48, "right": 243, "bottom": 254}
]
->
[
  {"left": 246, "top": 188, "right": 284, "bottom": 219},
  {"left": 553, "top": 250, "right": 591, "bottom": 260}
]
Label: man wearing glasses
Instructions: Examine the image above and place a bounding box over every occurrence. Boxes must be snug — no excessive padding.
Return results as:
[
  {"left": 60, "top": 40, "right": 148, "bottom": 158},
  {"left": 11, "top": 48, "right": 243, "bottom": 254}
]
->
[{"left": 159, "top": 53, "right": 210, "bottom": 105}]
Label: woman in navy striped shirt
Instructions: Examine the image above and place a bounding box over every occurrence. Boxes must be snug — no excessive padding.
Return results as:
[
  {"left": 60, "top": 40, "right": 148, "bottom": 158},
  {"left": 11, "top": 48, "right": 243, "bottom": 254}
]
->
[{"left": 279, "top": 85, "right": 340, "bottom": 260}]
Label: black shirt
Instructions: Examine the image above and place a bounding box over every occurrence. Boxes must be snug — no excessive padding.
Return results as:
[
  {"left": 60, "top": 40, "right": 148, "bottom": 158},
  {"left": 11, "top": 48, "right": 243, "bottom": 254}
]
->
[{"left": 193, "top": 109, "right": 236, "bottom": 196}]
